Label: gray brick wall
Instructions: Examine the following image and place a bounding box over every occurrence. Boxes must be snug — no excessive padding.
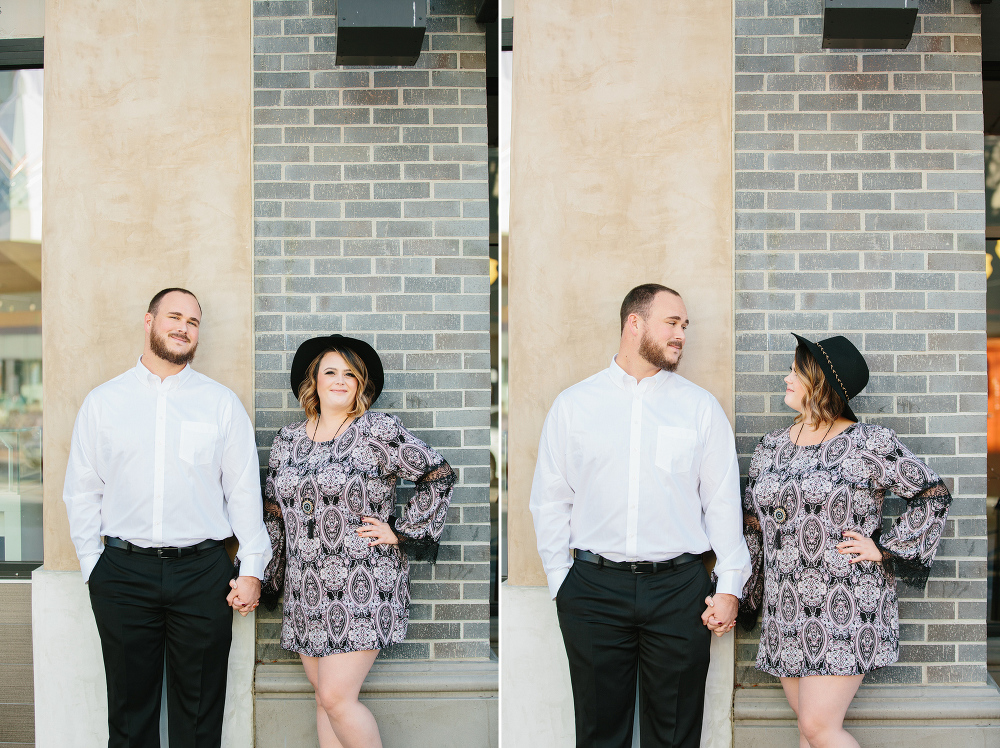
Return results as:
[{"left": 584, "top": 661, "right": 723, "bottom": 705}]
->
[
  {"left": 252, "top": 0, "right": 491, "bottom": 662},
  {"left": 734, "top": 0, "right": 986, "bottom": 686}
]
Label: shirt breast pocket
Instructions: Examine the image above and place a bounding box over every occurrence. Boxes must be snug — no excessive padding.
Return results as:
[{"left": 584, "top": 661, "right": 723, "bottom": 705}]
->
[
  {"left": 179, "top": 421, "right": 219, "bottom": 466},
  {"left": 655, "top": 426, "right": 698, "bottom": 474}
]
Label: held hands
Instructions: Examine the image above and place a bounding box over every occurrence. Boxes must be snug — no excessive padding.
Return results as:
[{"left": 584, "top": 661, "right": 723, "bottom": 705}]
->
[
  {"left": 227, "top": 576, "right": 261, "bottom": 616},
  {"left": 357, "top": 517, "right": 399, "bottom": 547},
  {"left": 836, "top": 530, "right": 882, "bottom": 563},
  {"left": 701, "top": 593, "right": 739, "bottom": 637}
]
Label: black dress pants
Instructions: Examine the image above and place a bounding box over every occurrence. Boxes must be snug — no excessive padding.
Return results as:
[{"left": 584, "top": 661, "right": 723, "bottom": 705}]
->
[
  {"left": 88, "top": 544, "right": 235, "bottom": 748},
  {"left": 556, "top": 558, "right": 713, "bottom": 748}
]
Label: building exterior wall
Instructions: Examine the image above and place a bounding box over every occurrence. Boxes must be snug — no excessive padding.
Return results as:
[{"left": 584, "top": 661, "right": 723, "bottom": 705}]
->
[
  {"left": 250, "top": 0, "right": 493, "bottom": 666},
  {"left": 733, "top": 0, "right": 988, "bottom": 688}
]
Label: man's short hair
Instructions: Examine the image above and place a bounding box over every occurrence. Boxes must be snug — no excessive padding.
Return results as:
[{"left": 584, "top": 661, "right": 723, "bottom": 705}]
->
[
  {"left": 147, "top": 288, "right": 201, "bottom": 316},
  {"left": 619, "top": 284, "right": 681, "bottom": 332}
]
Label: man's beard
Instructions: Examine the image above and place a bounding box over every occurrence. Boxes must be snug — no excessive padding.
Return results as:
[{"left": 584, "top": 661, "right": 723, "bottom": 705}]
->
[
  {"left": 149, "top": 327, "right": 197, "bottom": 366},
  {"left": 638, "top": 331, "right": 682, "bottom": 372}
]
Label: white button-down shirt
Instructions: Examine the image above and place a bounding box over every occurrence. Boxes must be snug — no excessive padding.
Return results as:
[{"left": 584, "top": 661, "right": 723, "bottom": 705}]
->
[
  {"left": 530, "top": 357, "right": 752, "bottom": 600},
  {"left": 63, "top": 358, "right": 272, "bottom": 582}
]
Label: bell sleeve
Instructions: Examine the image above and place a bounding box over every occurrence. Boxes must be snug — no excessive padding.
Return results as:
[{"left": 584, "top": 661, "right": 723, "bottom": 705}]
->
[
  {"left": 260, "top": 438, "right": 287, "bottom": 611},
  {"left": 872, "top": 428, "right": 952, "bottom": 589},
  {"left": 737, "top": 457, "right": 765, "bottom": 631},
  {"left": 386, "top": 416, "right": 457, "bottom": 563}
]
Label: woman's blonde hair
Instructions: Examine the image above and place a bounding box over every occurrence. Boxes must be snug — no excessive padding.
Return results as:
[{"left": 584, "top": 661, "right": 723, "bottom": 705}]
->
[
  {"left": 792, "top": 343, "right": 845, "bottom": 427},
  {"left": 298, "top": 346, "right": 373, "bottom": 421}
]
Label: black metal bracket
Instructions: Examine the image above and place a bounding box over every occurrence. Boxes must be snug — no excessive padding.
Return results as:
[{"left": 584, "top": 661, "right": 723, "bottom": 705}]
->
[
  {"left": 822, "top": 0, "right": 919, "bottom": 50},
  {"left": 336, "top": 0, "right": 427, "bottom": 67}
]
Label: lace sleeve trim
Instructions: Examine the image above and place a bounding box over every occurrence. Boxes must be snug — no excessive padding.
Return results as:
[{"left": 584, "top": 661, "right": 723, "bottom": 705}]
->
[
  {"left": 877, "top": 479, "right": 952, "bottom": 590},
  {"left": 390, "top": 514, "right": 441, "bottom": 563},
  {"left": 737, "top": 510, "right": 764, "bottom": 632},
  {"left": 260, "top": 497, "right": 285, "bottom": 611}
]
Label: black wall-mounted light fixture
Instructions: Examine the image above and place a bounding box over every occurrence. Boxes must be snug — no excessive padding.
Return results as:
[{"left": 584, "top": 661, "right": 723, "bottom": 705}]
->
[
  {"left": 822, "top": 0, "right": 919, "bottom": 49},
  {"left": 335, "top": 0, "right": 428, "bottom": 66}
]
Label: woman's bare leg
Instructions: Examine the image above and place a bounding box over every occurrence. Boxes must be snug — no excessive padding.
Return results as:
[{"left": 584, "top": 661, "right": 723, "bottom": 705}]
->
[
  {"left": 779, "top": 677, "right": 810, "bottom": 748},
  {"left": 301, "top": 654, "right": 344, "bottom": 748},
  {"left": 795, "top": 674, "right": 863, "bottom": 748},
  {"left": 302, "top": 649, "right": 382, "bottom": 748}
]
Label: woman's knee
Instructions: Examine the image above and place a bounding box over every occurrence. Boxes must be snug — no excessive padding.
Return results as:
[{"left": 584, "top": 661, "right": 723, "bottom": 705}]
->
[
  {"left": 315, "top": 686, "right": 357, "bottom": 719},
  {"left": 797, "top": 710, "right": 834, "bottom": 743}
]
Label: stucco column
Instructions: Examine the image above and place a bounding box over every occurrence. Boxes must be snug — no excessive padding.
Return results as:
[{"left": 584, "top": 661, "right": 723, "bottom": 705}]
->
[
  {"left": 503, "top": 1, "right": 735, "bottom": 745},
  {"left": 34, "top": 0, "right": 254, "bottom": 745}
]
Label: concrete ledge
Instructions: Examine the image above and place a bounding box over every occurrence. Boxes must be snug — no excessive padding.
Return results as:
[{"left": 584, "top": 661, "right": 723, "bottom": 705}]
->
[
  {"left": 256, "top": 659, "right": 499, "bottom": 695},
  {"left": 255, "top": 659, "right": 498, "bottom": 748},
  {"left": 735, "top": 683, "right": 1000, "bottom": 746}
]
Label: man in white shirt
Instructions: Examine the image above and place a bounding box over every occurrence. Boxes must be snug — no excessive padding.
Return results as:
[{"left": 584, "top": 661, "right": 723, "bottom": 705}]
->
[
  {"left": 63, "top": 288, "right": 272, "bottom": 748},
  {"left": 530, "top": 284, "right": 751, "bottom": 748}
]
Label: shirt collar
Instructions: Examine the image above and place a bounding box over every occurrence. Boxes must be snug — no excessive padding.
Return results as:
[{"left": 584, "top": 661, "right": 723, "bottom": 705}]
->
[
  {"left": 607, "top": 355, "right": 670, "bottom": 393},
  {"left": 133, "top": 356, "right": 193, "bottom": 391}
]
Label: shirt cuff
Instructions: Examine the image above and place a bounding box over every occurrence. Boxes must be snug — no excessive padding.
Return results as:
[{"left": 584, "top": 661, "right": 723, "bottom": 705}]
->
[
  {"left": 547, "top": 566, "right": 571, "bottom": 600},
  {"left": 80, "top": 552, "right": 102, "bottom": 583},
  {"left": 714, "top": 570, "right": 743, "bottom": 599},
  {"left": 237, "top": 553, "right": 264, "bottom": 581}
]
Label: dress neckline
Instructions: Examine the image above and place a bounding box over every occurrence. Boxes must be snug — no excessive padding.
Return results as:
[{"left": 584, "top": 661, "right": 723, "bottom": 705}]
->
[
  {"left": 785, "top": 420, "right": 858, "bottom": 448},
  {"left": 302, "top": 411, "right": 364, "bottom": 445}
]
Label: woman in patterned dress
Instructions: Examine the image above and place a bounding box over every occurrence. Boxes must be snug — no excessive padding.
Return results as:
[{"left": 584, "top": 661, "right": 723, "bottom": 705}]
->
[
  {"left": 260, "top": 334, "right": 455, "bottom": 748},
  {"left": 739, "top": 334, "right": 950, "bottom": 748}
]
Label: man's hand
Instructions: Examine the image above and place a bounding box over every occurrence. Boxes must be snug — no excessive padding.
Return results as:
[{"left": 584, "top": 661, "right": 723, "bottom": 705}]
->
[
  {"left": 226, "top": 576, "right": 261, "bottom": 617},
  {"left": 701, "top": 593, "right": 738, "bottom": 637}
]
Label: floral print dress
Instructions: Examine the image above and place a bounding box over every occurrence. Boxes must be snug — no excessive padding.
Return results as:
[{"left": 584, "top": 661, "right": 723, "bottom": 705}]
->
[
  {"left": 739, "top": 422, "right": 951, "bottom": 677},
  {"left": 261, "top": 410, "right": 455, "bottom": 657}
]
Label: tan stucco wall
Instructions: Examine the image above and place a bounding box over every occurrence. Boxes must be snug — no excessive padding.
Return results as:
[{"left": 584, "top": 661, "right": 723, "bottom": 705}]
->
[
  {"left": 41, "top": 0, "right": 253, "bottom": 570},
  {"left": 506, "top": 0, "right": 735, "bottom": 586}
]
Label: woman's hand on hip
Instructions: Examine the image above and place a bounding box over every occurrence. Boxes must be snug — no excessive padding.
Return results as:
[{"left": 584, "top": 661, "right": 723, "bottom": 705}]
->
[
  {"left": 358, "top": 517, "right": 399, "bottom": 546},
  {"left": 836, "top": 530, "right": 882, "bottom": 563}
]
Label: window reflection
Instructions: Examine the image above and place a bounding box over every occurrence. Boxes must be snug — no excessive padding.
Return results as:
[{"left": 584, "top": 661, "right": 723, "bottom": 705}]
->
[{"left": 0, "top": 69, "right": 42, "bottom": 576}]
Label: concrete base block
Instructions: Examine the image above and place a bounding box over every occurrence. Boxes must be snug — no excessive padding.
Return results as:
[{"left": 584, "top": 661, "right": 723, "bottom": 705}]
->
[
  {"left": 734, "top": 682, "right": 1000, "bottom": 746},
  {"left": 501, "top": 583, "right": 735, "bottom": 748},
  {"left": 31, "top": 568, "right": 256, "bottom": 748},
  {"left": 254, "top": 659, "right": 498, "bottom": 748}
]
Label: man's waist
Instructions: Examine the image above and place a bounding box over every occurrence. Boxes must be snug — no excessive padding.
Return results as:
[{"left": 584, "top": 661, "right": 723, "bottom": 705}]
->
[
  {"left": 104, "top": 536, "right": 225, "bottom": 558},
  {"left": 572, "top": 549, "right": 702, "bottom": 574}
]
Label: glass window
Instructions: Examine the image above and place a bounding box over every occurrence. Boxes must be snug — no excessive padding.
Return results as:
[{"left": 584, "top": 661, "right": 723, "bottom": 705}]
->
[{"left": 0, "top": 68, "right": 43, "bottom": 577}]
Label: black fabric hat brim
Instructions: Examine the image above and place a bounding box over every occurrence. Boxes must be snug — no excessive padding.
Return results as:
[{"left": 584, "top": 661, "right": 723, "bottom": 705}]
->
[
  {"left": 290, "top": 335, "right": 384, "bottom": 406},
  {"left": 791, "top": 333, "right": 859, "bottom": 423}
]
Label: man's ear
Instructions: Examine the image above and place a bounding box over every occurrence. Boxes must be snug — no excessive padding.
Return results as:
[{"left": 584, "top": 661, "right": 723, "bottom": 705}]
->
[{"left": 144, "top": 312, "right": 153, "bottom": 333}]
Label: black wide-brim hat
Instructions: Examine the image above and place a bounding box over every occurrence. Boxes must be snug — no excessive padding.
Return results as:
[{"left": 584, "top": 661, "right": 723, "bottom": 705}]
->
[
  {"left": 791, "top": 333, "right": 869, "bottom": 423},
  {"left": 290, "top": 335, "right": 384, "bottom": 405}
]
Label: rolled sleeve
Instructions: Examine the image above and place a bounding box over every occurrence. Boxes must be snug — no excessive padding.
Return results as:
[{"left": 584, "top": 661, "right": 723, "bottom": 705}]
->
[
  {"left": 547, "top": 565, "right": 572, "bottom": 601},
  {"left": 63, "top": 395, "right": 107, "bottom": 583},
  {"left": 220, "top": 397, "right": 272, "bottom": 579},
  {"left": 80, "top": 552, "right": 103, "bottom": 584},
  {"left": 529, "top": 397, "right": 576, "bottom": 600},
  {"left": 698, "top": 401, "right": 752, "bottom": 599}
]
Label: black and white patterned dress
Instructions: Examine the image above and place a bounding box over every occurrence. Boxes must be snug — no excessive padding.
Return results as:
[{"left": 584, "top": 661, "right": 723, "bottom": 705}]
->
[
  {"left": 260, "top": 410, "right": 455, "bottom": 657},
  {"left": 739, "top": 422, "right": 951, "bottom": 677}
]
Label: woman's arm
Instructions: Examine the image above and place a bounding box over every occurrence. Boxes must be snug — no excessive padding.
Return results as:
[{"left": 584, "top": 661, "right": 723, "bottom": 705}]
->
[
  {"left": 259, "top": 435, "right": 288, "bottom": 610},
  {"left": 737, "top": 472, "right": 765, "bottom": 631},
  {"left": 871, "top": 427, "right": 952, "bottom": 588},
  {"left": 385, "top": 415, "right": 457, "bottom": 562}
]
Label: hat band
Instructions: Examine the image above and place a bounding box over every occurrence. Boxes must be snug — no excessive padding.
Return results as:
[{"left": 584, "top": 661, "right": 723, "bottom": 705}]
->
[{"left": 815, "top": 341, "right": 850, "bottom": 401}]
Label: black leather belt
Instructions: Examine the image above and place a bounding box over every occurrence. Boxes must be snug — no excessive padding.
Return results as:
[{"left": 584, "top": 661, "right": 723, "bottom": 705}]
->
[
  {"left": 573, "top": 549, "right": 701, "bottom": 574},
  {"left": 104, "top": 536, "right": 224, "bottom": 558}
]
